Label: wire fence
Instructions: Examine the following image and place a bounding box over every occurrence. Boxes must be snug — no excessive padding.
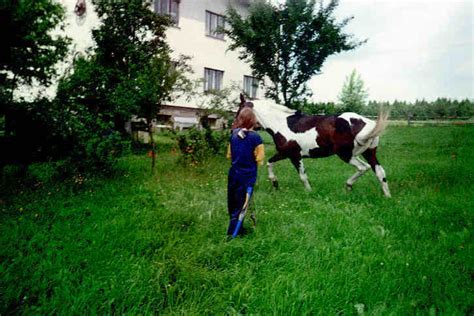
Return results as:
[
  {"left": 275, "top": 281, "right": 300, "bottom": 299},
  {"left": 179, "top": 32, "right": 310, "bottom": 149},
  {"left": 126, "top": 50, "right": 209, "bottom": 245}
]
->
[
  {"left": 390, "top": 119, "right": 474, "bottom": 126},
  {"left": 363, "top": 116, "right": 474, "bottom": 126}
]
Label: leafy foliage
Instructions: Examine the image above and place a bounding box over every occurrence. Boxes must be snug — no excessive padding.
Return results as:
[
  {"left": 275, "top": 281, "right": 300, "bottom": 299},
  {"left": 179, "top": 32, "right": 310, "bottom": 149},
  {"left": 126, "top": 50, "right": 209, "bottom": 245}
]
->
[
  {"left": 296, "top": 99, "right": 337, "bottom": 115},
  {"left": 0, "top": 99, "right": 70, "bottom": 171},
  {"left": 57, "top": 0, "right": 192, "bottom": 172},
  {"left": 225, "top": 0, "right": 364, "bottom": 108},
  {"left": 300, "top": 98, "right": 474, "bottom": 119},
  {"left": 386, "top": 98, "right": 474, "bottom": 120},
  {"left": 60, "top": 0, "right": 175, "bottom": 133},
  {"left": 194, "top": 84, "right": 241, "bottom": 131},
  {"left": 0, "top": 0, "right": 69, "bottom": 169},
  {"left": 338, "top": 69, "right": 368, "bottom": 113},
  {"left": 53, "top": 58, "right": 127, "bottom": 173},
  {"left": 176, "top": 128, "right": 228, "bottom": 165},
  {"left": 0, "top": 0, "right": 69, "bottom": 89}
]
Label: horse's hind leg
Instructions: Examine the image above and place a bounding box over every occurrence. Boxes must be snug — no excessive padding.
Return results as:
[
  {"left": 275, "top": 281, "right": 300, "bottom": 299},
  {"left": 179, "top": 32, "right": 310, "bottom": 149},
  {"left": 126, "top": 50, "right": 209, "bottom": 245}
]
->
[
  {"left": 362, "top": 148, "right": 391, "bottom": 197},
  {"left": 267, "top": 153, "right": 286, "bottom": 189},
  {"left": 290, "top": 158, "right": 312, "bottom": 191},
  {"left": 345, "top": 156, "right": 371, "bottom": 191}
]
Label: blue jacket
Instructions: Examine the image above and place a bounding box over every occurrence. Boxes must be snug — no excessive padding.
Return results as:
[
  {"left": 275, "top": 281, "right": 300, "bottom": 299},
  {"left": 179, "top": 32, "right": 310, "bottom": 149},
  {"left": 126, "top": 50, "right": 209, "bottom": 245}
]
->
[{"left": 227, "top": 128, "right": 264, "bottom": 186}]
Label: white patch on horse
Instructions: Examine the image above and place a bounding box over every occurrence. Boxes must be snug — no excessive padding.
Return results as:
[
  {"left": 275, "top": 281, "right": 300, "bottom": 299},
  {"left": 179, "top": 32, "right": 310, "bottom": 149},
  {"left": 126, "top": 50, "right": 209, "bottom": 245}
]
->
[
  {"left": 338, "top": 112, "right": 377, "bottom": 155},
  {"left": 375, "top": 164, "right": 391, "bottom": 197},
  {"left": 252, "top": 100, "right": 319, "bottom": 156},
  {"left": 298, "top": 161, "right": 312, "bottom": 191},
  {"left": 267, "top": 161, "right": 276, "bottom": 182}
]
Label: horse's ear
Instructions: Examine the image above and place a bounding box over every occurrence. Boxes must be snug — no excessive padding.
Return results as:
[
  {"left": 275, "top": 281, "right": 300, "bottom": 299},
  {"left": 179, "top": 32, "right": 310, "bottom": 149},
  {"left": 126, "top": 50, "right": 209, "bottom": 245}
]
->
[{"left": 240, "top": 93, "right": 246, "bottom": 104}]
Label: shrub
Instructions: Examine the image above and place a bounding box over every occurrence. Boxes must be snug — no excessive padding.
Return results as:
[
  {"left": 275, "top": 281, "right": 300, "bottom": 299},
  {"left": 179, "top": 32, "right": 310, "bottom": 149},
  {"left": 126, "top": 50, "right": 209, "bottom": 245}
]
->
[
  {"left": 175, "top": 128, "right": 228, "bottom": 164},
  {"left": 66, "top": 114, "right": 130, "bottom": 174}
]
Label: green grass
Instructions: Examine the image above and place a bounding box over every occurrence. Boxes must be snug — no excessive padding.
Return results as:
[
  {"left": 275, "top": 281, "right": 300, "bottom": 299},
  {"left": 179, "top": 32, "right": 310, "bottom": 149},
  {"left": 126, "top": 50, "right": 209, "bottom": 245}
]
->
[{"left": 1, "top": 125, "right": 473, "bottom": 314}]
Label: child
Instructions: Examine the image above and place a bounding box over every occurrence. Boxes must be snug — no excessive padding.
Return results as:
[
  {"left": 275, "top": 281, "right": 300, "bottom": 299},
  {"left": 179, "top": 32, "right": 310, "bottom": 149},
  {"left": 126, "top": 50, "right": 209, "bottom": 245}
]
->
[{"left": 226, "top": 107, "right": 264, "bottom": 237}]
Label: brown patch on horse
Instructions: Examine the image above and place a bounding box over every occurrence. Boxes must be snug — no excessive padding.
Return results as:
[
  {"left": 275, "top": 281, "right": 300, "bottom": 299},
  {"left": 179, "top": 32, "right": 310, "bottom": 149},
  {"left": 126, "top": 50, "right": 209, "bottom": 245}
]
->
[
  {"left": 314, "top": 116, "right": 337, "bottom": 144},
  {"left": 287, "top": 112, "right": 317, "bottom": 133},
  {"left": 271, "top": 131, "right": 302, "bottom": 159},
  {"left": 309, "top": 116, "right": 337, "bottom": 158},
  {"left": 332, "top": 118, "right": 357, "bottom": 162},
  {"left": 350, "top": 118, "right": 366, "bottom": 135},
  {"left": 335, "top": 117, "right": 352, "bottom": 134}
]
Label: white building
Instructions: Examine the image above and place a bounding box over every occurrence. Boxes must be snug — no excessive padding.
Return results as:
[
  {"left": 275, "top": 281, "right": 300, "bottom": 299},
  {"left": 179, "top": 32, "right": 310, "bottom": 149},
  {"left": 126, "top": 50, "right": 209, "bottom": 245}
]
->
[{"left": 61, "top": 0, "right": 263, "bottom": 130}]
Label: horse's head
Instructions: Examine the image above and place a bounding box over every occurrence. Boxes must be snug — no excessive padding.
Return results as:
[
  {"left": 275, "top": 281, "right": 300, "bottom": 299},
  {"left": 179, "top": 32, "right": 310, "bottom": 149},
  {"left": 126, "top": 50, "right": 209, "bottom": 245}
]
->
[{"left": 232, "top": 94, "right": 255, "bottom": 129}]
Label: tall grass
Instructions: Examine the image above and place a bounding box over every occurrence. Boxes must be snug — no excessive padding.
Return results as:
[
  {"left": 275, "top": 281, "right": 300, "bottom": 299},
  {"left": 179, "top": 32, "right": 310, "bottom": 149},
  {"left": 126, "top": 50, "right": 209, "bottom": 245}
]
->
[{"left": 1, "top": 125, "right": 473, "bottom": 314}]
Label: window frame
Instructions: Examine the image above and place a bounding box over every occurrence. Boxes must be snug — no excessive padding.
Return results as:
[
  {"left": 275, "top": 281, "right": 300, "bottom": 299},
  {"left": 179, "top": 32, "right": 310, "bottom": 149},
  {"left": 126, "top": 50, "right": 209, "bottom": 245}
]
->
[
  {"left": 204, "top": 68, "right": 224, "bottom": 92},
  {"left": 205, "top": 10, "right": 225, "bottom": 40}
]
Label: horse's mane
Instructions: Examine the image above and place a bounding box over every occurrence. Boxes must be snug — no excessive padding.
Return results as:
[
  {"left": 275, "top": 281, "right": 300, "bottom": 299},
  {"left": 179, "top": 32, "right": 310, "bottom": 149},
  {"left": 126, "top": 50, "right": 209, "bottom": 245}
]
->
[{"left": 252, "top": 100, "right": 296, "bottom": 115}]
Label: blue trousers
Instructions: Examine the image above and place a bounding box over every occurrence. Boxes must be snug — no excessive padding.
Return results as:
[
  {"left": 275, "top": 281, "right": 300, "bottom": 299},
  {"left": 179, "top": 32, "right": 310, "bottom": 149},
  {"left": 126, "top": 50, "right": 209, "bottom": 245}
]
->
[{"left": 227, "top": 173, "right": 253, "bottom": 236}]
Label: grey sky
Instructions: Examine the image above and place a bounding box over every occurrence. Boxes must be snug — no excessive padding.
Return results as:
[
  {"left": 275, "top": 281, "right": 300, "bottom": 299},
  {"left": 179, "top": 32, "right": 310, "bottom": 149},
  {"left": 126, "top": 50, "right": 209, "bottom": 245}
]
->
[{"left": 306, "top": 0, "right": 473, "bottom": 102}]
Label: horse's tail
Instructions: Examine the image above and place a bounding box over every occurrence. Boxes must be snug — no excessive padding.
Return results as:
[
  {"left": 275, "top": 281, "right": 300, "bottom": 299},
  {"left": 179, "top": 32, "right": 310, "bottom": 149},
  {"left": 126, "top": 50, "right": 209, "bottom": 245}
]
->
[{"left": 365, "top": 109, "right": 390, "bottom": 140}]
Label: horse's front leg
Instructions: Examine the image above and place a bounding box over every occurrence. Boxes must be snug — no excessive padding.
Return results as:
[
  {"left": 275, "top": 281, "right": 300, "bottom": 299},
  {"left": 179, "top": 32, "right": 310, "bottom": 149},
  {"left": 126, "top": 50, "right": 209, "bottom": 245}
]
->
[
  {"left": 290, "top": 157, "right": 312, "bottom": 191},
  {"left": 267, "top": 153, "right": 286, "bottom": 189}
]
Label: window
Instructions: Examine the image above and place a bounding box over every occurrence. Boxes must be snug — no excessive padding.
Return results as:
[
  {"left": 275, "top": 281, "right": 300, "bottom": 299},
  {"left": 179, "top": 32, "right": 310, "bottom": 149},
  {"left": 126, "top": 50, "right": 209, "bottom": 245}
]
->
[
  {"left": 204, "top": 68, "right": 224, "bottom": 92},
  {"left": 154, "top": 0, "right": 179, "bottom": 24},
  {"left": 205, "top": 11, "right": 225, "bottom": 39},
  {"left": 243, "top": 76, "right": 259, "bottom": 99}
]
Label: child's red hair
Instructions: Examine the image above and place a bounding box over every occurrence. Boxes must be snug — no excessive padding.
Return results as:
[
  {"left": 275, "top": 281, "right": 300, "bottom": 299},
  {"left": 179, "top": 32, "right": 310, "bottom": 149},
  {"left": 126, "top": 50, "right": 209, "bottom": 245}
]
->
[{"left": 232, "top": 107, "right": 258, "bottom": 129}]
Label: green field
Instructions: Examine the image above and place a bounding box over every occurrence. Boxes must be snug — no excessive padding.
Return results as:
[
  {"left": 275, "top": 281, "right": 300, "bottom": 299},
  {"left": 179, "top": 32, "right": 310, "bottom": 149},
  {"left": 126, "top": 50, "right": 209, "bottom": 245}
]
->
[{"left": 1, "top": 125, "right": 473, "bottom": 314}]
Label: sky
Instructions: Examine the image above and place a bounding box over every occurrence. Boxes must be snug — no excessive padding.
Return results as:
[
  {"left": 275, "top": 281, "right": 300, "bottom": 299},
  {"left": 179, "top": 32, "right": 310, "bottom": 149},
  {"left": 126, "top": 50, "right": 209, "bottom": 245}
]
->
[{"left": 297, "top": 0, "right": 474, "bottom": 102}]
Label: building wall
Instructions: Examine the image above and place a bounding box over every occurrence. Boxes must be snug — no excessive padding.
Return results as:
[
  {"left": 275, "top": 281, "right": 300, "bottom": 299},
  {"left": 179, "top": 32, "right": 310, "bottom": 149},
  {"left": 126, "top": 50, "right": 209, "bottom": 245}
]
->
[
  {"left": 161, "top": 0, "right": 261, "bottom": 128},
  {"left": 165, "top": 0, "right": 261, "bottom": 109}
]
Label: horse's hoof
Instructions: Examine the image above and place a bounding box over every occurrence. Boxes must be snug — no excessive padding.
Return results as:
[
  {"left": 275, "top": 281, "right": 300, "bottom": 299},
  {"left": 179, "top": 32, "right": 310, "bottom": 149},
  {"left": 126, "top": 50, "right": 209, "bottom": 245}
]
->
[{"left": 345, "top": 183, "right": 353, "bottom": 191}]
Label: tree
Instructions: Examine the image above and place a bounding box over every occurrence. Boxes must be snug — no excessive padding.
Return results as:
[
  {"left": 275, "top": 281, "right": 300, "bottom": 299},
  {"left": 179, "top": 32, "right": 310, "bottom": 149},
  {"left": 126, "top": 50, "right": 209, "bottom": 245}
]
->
[
  {"left": 295, "top": 99, "right": 336, "bottom": 114},
  {"left": 458, "top": 99, "right": 474, "bottom": 118},
  {"left": 58, "top": 0, "right": 192, "bottom": 172},
  {"left": 91, "top": 0, "right": 175, "bottom": 134},
  {"left": 0, "top": 0, "right": 69, "bottom": 169},
  {"left": 0, "top": 0, "right": 69, "bottom": 94},
  {"left": 225, "top": 0, "right": 364, "bottom": 108},
  {"left": 132, "top": 55, "right": 192, "bottom": 172},
  {"left": 338, "top": 69, "right": 368, "bottom": 113}
]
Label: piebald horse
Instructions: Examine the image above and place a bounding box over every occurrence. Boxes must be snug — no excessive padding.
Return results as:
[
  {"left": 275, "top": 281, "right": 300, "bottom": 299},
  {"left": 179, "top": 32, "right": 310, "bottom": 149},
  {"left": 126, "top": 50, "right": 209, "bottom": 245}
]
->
[{"left": 237, "top": 94, "right": 391, "bottom": 197}]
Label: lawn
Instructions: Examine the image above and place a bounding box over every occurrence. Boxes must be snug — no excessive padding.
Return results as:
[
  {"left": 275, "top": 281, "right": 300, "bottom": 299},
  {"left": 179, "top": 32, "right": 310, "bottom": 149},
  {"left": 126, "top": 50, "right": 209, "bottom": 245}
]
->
[{"left": 1, "top": 125, "right": 473, "bottom": 314}]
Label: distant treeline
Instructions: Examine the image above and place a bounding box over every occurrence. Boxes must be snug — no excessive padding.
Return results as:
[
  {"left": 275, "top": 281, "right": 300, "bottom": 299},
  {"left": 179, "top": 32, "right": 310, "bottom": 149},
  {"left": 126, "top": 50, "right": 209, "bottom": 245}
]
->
[{"left": 299, "top": 98, "right": 474, "bottom": 120}]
